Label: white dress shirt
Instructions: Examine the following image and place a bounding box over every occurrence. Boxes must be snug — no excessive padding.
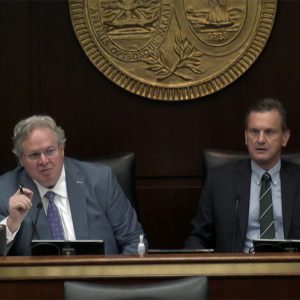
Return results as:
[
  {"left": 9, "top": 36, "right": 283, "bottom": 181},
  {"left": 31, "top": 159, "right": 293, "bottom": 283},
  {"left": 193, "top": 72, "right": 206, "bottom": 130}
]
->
[
  {"left": 35, "top": 165, "right": 76, "bottom": 240},
  {"left": 3, "top": 165, "right": 76, "bottom": 244}
]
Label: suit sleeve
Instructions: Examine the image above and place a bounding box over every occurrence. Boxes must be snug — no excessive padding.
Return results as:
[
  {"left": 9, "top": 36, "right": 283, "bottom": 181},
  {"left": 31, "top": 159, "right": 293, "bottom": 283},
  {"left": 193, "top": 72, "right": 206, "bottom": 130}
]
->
[
  {"left": 184, "top": 171, "right": 216, "bottom": 250},
  {"left": 105, "top": 168, "right": 147, "bottom": 254}
]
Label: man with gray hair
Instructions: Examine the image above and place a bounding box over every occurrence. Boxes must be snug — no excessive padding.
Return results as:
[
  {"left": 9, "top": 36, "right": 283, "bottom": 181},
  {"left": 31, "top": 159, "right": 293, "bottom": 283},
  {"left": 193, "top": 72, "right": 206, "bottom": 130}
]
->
[{"left": 0, "top": 115, "right": 146, "bottom": 255}]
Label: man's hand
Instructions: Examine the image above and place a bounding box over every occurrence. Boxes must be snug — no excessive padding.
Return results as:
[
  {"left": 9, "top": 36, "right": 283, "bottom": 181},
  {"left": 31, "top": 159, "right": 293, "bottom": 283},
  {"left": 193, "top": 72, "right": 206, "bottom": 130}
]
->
[{"left": 7, "top": 187, "right": 33, "bottom": 233}]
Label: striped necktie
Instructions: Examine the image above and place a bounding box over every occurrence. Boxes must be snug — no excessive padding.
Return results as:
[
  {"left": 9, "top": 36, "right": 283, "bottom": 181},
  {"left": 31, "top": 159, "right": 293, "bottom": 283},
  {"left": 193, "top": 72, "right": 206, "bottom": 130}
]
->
[
  {"left": 45, "top": 191, "right": 65, "bottom": 240},
  {"left": 259, "top": 172, "right": 275, "bottom": 239}
]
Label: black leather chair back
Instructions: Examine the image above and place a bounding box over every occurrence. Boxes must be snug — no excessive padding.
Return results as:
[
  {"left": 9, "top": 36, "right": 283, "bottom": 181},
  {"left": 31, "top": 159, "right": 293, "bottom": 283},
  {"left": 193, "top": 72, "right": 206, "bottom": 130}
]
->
[
  {"left": 96, "top": 152, "right": 137, "bottom": 211},
  {"left": 203, "top": 148, "right": 300, "bottom": 181},
  {"left": 203, "top": 149, "right": 248, "bottom": 180},
  {"left": 64, "top": 277, "right": 208, "bottom": 300}
]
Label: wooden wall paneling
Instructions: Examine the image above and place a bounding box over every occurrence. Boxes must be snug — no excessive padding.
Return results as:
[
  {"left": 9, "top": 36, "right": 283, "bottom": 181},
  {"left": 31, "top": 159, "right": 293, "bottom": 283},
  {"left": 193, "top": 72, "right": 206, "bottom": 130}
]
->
[
  {"left": 136, "top": 178, "right": 201, "bottom": 249},
  {"left": 0, "top": 1, "right": 32, "bottom": 173}
]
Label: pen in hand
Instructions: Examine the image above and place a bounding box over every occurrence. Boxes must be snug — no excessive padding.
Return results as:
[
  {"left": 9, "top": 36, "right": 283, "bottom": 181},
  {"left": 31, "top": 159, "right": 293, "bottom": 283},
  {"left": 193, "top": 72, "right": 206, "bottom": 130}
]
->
[
  {"left": 18, "top": 184, "right": 33, "bottom": 199},
  {"left": 19, "top": 184, "right": 25, "bottom": 194}
]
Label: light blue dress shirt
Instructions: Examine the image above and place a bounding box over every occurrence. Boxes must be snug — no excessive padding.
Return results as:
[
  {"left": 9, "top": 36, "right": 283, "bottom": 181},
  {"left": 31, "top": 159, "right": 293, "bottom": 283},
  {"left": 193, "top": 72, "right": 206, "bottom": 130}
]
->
[{"left": 244, "top": 160, "right": 284, "bottom": 253}]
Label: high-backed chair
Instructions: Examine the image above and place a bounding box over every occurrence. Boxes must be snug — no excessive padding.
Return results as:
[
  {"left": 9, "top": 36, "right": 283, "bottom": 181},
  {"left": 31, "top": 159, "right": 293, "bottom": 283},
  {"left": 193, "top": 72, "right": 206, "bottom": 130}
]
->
[
  {"left": 95, "top": 152, "right": 137, "bottom": 212},
  {"left": 64, "top": 277, "right": 208, "bottom": 300},
  {"left": 203, "top": 148, "right": 300, "bottom": 181}
]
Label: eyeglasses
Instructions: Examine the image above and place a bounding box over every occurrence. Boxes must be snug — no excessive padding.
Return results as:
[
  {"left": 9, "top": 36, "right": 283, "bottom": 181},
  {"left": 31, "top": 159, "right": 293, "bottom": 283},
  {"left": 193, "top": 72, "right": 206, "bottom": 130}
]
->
[{"left": 23, "top": 147, "right": 59, "bottom": 162}]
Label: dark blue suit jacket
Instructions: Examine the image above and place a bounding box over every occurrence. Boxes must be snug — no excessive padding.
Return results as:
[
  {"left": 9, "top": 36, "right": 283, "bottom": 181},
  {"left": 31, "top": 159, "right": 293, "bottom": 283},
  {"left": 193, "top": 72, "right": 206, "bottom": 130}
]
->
[
  {"left": 185, "top": 159, "right": 300, "bottom": 252},
  {"left": 0, "top": 157, "right": 146, "bottom": 255}
]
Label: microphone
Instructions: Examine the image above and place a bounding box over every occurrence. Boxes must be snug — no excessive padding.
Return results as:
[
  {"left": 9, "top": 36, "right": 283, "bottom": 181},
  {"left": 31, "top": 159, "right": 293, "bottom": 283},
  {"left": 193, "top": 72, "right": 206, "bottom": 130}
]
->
[
  {"left": 31, "top": 202, "right": 43, "bottom": 242},
  {"left": 231, "top": 195, "right": 240, "bottom": 252},
  {"left": 0, "top": 224, "right": 6, "bottom": 256}
]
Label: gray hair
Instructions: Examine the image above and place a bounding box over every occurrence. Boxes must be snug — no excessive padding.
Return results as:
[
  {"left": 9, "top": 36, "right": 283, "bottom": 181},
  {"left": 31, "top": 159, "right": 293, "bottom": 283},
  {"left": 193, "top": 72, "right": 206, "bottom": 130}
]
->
[{"left": 12, "top": 115, "right": 66, "bottom": 158}]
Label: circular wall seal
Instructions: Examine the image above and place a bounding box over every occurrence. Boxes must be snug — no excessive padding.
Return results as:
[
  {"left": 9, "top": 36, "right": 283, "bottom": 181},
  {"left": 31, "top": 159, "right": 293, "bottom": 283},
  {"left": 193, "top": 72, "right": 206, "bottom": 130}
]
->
[{"left": 69, "top": 0, "right": 277, "bottom": 101}]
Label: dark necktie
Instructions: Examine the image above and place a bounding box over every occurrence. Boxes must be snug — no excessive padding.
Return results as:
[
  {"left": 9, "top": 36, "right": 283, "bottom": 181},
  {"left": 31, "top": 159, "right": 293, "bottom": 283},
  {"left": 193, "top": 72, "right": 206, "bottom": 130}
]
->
[
  {"left": 259, "top": 172, "right": 275, "bottom": 239},
  {"left": 45, "top": 191, "right": 65, "bottom": 240}
]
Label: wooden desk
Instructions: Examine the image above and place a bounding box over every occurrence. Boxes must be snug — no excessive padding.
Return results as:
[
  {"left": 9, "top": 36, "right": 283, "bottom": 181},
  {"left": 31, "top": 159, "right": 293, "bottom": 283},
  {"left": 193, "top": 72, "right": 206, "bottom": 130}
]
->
[{"left": 1, "top": 253, "right": 300, "bottom": 299}]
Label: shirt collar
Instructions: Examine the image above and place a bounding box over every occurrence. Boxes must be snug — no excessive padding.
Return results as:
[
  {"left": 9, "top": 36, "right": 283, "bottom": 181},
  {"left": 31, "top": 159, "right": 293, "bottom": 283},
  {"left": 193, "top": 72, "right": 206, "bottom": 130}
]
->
[{"left": 251, "top": 159, "right": 281, "bottom": 186}]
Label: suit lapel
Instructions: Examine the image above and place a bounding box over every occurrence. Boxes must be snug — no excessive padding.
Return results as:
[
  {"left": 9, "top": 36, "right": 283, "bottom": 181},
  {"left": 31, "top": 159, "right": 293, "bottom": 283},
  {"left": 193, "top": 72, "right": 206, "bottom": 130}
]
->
[
  {"left": 235, "top": 160, "right": 251, "bottom": 249},
  {"left": 234, "top": 160, "right": 298, "bottom": 244},
  {"left": 64, "top": 158, "right": 89, "bottom": 239},
  {"left": 280, "top": 161, "right": 296, "bottom": 237}
]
